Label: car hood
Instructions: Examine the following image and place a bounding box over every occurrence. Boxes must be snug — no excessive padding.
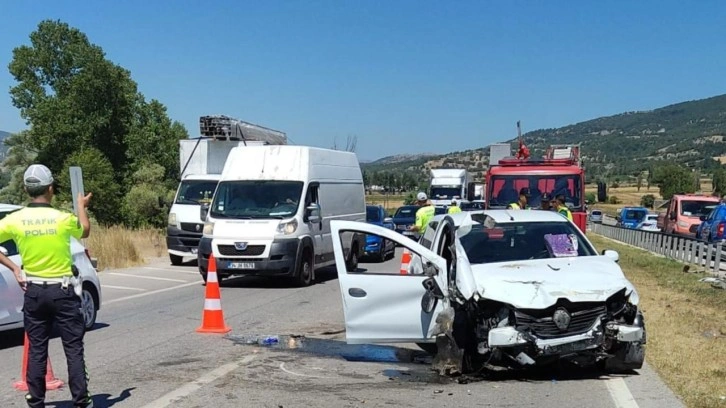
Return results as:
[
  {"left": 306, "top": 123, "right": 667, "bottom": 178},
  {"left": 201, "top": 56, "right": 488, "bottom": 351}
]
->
[{"left": 457, "top": 256, "right": 638, "bottom": 309}]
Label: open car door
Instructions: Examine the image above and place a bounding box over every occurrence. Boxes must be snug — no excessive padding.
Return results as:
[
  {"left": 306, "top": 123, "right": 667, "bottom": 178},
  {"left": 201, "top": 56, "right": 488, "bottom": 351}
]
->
[{"left": 331, "top": 220, "right": 449, "bottom": 344}]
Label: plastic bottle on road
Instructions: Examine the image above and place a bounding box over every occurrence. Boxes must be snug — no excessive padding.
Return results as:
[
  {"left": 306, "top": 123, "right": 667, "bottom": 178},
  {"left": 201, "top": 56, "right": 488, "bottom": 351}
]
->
[{"left": 260, "top": 335, "right": 279, "bottom": 346}]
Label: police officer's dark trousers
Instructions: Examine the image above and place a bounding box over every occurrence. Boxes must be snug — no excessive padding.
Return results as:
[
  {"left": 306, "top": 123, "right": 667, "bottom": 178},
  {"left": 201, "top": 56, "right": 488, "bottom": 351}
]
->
[{"left": 24, "top": 281, "right": 89, "bottom": 408}]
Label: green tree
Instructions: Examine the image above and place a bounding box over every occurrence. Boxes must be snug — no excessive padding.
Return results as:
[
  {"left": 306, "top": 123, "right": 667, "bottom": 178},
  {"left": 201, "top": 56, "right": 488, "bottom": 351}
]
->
[
  {"left": 123, "top": 163, "right": 174, "bottom": 228},
  {"left": 651, "top": 164, "right": 696, "bottom": 200},
  {"left": 640, "top": 194, "right": 656, "bottom": 208},
  {"left": 58, "top": 147, "right": 122, "bottom": 225},
  {"left": 0, "top": 131, "right": 37, "bottom": 205},
  {"left": 713, "top": 168, "right": 726, "bottom": 197}
]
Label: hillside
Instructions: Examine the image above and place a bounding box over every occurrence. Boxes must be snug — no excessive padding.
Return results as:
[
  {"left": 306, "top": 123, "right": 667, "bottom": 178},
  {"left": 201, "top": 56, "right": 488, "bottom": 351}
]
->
[{"left": 363, "top": 93, "right": 726, "bottom": 182}]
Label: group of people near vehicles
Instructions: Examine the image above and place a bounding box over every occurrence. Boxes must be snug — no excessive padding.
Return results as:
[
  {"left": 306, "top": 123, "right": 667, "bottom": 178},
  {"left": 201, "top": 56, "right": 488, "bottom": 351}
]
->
[{"left": 506, "top": 187, "right": 572, "bottom": 220}]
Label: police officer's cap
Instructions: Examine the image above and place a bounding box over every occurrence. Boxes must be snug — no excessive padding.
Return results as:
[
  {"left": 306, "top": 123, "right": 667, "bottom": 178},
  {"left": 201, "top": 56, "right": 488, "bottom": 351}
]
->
[
  {"left": 24, "top": 164, "right": 54, "bottom": 187},
  {"left": 519, "top": 187, "right": 531, "bottom": 197},
  {"left": 417, "top": 192, "right": 428, "bottom": 201}
]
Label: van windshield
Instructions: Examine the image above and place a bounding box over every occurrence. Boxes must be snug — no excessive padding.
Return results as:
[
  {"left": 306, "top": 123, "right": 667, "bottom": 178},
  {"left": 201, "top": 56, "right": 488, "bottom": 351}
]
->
[
  {"left": 210, "top": 181, "right": 304, "bottom": 219},
  {"left": 175, "top": 180, "right": 219, "bottom": 205},
  {"left": 680, "top": 200, "right": 718, "bottom": 217}
]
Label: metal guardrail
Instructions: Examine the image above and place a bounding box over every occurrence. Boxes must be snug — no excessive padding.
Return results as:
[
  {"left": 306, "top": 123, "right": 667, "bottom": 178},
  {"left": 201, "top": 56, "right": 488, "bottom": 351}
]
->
[{"left": 588, "top": 222, "right": 725, "bottom": 277}]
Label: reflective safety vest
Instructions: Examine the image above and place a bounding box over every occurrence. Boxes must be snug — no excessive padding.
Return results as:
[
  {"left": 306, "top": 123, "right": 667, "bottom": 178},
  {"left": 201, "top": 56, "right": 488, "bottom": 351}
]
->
[
  {"left": 415, "top": 205, "right": 436, "bottom": 234},
  {"left": 558, "top": 206, "right": 573, "bottom": 221},
  {"left": 508, "top": 202, "right": 529, "bottom": 210},
  {"left": 448, "top": 206, "right": 462, "bottom": 214}
]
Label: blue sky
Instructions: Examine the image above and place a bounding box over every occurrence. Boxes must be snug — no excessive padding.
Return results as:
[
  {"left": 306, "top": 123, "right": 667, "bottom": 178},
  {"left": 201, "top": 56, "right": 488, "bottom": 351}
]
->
[{"left": 2, "top": 1, "right": 725, "bottom": 161}]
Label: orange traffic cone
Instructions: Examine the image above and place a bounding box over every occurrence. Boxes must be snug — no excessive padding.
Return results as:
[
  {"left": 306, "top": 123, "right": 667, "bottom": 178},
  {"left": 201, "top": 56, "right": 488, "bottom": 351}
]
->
[
  {"left": 399, "top": 249, "right": 412, "bottom": 275},
  {"left": 13, "top": 333, "right": 64, "bottom": 391},
  {"left": 196, "top": 254, "right": 231, "bottom": 334}
]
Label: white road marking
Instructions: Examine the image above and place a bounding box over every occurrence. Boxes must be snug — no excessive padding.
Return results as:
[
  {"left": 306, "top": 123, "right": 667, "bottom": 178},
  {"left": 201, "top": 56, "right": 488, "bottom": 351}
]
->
[
  {"left": 108, "top": 272, "right": 188, "bottom": 283},
  {"left": 606, "top": 377, "right": 640, "bottom": 408},
  {"left": 140, "top": 355, "right": 256, "bottom": 408},
  {"left": 102, "top": 285, "right": 147, "bottom": 292},
  {"left": 279, "top": 362, "right": 335, "bottom": 379},
  {"left": 103, "top": 281, "right": 200, "bottom": 306},
  {"left": 142, "top": 266, "right": 200, "bottom": 275}
]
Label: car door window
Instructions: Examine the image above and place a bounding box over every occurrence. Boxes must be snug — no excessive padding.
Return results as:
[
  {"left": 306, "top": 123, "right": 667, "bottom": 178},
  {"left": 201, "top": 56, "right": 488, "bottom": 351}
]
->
[{"left": 339, "top": 228, "right": 434, "bottom": 276}]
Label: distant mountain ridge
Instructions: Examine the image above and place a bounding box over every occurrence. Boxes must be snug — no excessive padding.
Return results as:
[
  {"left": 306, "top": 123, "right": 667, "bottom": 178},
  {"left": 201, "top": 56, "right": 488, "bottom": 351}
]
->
[{"left": 363, "top": 93, "right": 726, "bottom": 181}]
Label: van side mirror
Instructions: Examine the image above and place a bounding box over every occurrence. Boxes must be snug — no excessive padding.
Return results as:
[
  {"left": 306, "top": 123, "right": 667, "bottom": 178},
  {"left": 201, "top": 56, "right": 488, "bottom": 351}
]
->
[
  {"left": 200, "top": 203, "right": 210, "bottom": 221},
  {"left": 0, "top": 246, "right": 7, "bottom": 256},
  {"left": 602, "top": 249, "right": 619, "bottom": 263},
  {"left": 306, "top": 203, "right": 321, "bottom": 224}
]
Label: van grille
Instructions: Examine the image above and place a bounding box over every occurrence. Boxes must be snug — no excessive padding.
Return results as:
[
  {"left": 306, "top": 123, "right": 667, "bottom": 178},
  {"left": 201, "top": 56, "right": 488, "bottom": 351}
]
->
[{"left": 217, "top": 245, "right": 265, "bottom": 256}]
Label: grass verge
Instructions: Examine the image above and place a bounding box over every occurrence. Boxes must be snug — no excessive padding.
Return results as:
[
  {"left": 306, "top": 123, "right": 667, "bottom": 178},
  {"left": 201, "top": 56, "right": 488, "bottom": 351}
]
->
[
  {"left": 86, "top": 226, "right": 167, "bottom": 270},
  {"left": 589, "top": 234, "right": 726, "bottom": 408}
]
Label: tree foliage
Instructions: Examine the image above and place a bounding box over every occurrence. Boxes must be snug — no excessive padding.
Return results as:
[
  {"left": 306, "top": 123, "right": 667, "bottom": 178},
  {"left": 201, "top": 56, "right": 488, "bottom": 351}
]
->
[
  {"left": 651, "top": 164, "right": 696, "bottom": 200},
  {"left": 713, "top": 168, "right": 726, "bottom": 197},
  {"left": 2, "top": 20, "right": 188, "bottom": 227}
]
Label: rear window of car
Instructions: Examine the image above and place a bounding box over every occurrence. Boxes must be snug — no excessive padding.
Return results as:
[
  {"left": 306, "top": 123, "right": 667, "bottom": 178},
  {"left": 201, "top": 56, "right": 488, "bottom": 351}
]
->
[
  {"left": 591, "top": 210, "right": 602, "bottom": 215},
  {"left": 459, "top": 217, "right": 596, "bottom": 264},
  {"left": 394, "top": 207, "right": 416, "bottom": 217}
]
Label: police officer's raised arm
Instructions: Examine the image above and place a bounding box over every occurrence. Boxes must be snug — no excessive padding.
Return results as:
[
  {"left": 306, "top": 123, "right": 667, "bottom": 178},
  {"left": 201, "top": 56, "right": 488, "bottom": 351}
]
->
[
  {"left": 75, "top": 191, "right": 93, "bottom": 238},
  {"left": 0, "top": 217, "right": 25, "bottom": 290}
]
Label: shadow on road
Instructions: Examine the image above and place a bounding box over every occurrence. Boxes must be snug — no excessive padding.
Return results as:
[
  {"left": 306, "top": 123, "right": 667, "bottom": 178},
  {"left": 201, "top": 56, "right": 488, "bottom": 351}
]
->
[
  {"left": 46, "top": 387, "right": 135, "bottom": 408},
  {"left": 0, "top": 323, "right": 111, "bottom": 350}
]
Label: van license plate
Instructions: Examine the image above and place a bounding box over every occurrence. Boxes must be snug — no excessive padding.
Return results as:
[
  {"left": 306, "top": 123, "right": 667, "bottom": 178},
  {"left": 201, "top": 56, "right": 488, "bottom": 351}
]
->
[{"left": 228, "top": 262, "right": 255, "bottom": 270}]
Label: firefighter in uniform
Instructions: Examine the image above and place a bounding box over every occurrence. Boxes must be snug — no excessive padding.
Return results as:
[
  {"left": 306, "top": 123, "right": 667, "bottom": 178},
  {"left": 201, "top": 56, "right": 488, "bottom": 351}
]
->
[
  {"left": 447, "top": 199, "right": 462, "bottom": 214},
  {"left": 507, "top": 188, "right": 531, "bottom": 210},
  {"left": 409, "top": 192, "right": 436, "bottom": 237},
  {"left": 555, "top": 194, "right": 574, "bottom": 221},
  {"left": 0, "top": 164, "right": 93, "bottom": 408}
]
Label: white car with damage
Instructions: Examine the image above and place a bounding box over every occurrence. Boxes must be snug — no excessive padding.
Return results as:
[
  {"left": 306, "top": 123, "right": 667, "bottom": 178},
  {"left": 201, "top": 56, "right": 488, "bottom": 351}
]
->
[{"left": 330, "top": 210, "right": 645, "bottom": 375}]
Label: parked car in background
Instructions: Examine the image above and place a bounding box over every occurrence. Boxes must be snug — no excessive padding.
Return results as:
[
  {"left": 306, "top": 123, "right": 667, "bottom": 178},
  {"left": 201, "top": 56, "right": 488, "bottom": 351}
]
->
[
  {"left": 695, "top": 203, "right": 726, "bottom": 242},
  {"left": 617, "top": 207, "right": 649, "bottom": 229},
  {"left": 363, "top": 205, "right": 396, "bottom": 262},
  {"left": 392, "top": 205, "right": 419, "bottom": 239},
  {"left": 0, "top": 203, "right": 102, "bottom": 332},
  {"left": 589, "top": 209, "right": 603, "bottom": 223},
  {"left": 636, "top": 214, "right": 660, "bottom": 231}
]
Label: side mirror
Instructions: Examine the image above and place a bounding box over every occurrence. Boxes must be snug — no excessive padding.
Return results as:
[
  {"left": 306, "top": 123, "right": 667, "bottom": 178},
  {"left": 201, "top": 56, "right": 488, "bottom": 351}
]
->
[
  {"left": 306, "top": 203, "right": 321, "bottom": 223},
  {"left": 421, "top": 291, "right": 438, "bottom": 314},
  {"left": 383, "top": 217, "right": 393, "bottom": 226},
  {"left": 602, "top": 249, "right": 619, "bottom": 263},
  {"left": 670, "top": 213, "right": 676, "bottom": 221},
  {"left": 0, "top": 246, "right": 7, "bottom": 256},
  {"left": 200, "top": 204, "right": 210, "bottom": 221},
  {"left": 700, "top": 215, "right": 707, "bottom": 222}
]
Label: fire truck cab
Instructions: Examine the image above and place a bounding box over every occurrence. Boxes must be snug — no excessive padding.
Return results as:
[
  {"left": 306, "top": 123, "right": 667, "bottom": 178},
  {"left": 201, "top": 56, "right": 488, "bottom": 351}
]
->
[{"left": 485, "top": 144, "right": 587, "bottom": 233}]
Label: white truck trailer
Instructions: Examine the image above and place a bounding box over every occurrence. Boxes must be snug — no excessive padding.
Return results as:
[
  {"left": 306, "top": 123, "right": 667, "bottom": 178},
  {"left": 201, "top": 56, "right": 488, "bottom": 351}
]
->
[
  {"left": 166, "top": 115, "right": 287, "bottom": 266},
  {"left": 428, "top": 169, "right": 475, "bottom": 208}
]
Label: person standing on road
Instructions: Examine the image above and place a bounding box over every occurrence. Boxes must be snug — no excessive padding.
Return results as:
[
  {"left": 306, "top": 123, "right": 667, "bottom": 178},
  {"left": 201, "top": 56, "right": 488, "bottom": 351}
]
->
[
  {"left": 447, "top": 199, "right": 462, "bottom": 214},
  {"left": 555, "top": 194, "right": 573, "bottom": 221},
  {"left": 409, "top": 192, "right": 436, "bottom": 237},
  {"left": 0, "top": 164, "right": 94, "bottom": 408}
]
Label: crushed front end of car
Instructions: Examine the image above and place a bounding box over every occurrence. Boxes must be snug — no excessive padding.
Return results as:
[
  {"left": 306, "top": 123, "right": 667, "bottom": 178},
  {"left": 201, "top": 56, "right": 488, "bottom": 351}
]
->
[{"left": 431, "top": 288, "right": 646, "bottom": 375}]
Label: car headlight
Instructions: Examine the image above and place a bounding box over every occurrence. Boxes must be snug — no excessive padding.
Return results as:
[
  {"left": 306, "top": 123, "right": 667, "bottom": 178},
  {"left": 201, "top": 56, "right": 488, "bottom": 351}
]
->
[
  {"left": 606, "top": 288, "right": 629, "bottom": 315},
  {"left": 277, "top": 219, "right": 298, "bottom": 235},
  {"left": 168, "top": 212, "right": 178, "bottom": 227},
  {"left": 203, "top": 222, "right": 214, "bottom": 236}
]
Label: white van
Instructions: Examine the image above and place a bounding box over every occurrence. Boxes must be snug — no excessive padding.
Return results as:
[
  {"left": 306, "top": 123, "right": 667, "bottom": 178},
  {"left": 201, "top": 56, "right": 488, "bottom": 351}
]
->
[
  {"left": 167, "top": 174, "right": 220, "bottom": 265},
  {"left": 198, "top": 145, "right": 366, "bottom": 286}
]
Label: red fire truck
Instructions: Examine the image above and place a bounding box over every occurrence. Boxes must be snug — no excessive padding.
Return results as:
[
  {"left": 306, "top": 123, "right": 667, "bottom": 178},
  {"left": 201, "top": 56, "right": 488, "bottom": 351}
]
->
[{"left": 485, "top": 143, "right": 588, "bottom": 233}]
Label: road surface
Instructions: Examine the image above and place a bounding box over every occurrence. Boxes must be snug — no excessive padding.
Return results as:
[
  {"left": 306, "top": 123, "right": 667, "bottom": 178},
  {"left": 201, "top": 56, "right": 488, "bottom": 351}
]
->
[{"left": 0, "top": 251, "right": 685, "bottom": 408}]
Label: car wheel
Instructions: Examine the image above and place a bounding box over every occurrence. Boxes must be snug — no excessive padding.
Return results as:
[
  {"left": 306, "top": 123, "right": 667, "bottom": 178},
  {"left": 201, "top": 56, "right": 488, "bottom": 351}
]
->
[
  {"left": 169, "top": 254, "right": 183, "bottom": 266},
  {"left": 294, "top": 251, "right": 314, "bottom": 287},
  {"left": 346, "top": 245, "right": 359, "bottom": 272},
  {"left": 81, "top": 286, "right": 97, "bottom": 331},
  {"left": 416, "top": 342, "right": 438, "bottom": 355}
]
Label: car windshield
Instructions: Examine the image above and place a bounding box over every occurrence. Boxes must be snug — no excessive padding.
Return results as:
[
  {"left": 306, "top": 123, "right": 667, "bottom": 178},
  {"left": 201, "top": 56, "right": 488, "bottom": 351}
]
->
[
  {"left": 681, "top": 200, "right": 718, "bottom": 217},
  {"left": 175, "top": 180, "right": 218, "bottom": 205},
  {"left": 366, "top": 206, "right": 381, "bottom": 222},
  {"left": 623, "top": 209, "right": 647, "bottom": 221},
  {"left": 210, "top": 180, "right": 303, "bottom": 219},
  {"left": 591, "top": 210, "right": 602, "bottom": 215},
  {"left": 394, "top": 206, "right": 418, "bottom": 218},
  {"left": 430, "top": 186, "right": 461, "bottom": 200},
  {"left": 459, "top": 216, "right": 596, "bottom": 264},
  {"left": 488, "top": 174, "right": 582, "bottom": 209}
]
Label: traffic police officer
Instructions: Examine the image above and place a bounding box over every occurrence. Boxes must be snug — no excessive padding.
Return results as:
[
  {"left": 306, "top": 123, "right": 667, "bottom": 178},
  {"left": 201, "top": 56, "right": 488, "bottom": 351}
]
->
[
  {"left": 555, "top": 194, "right": 574, "bottom": 221},
  {"left": 447, "top": 199, "right": 462, "bottom": 214},
  {"left": 508, "top": 188, "right": 531, "bottom": 210},
  {"left": 409, "top": 192, "right": 436, "bottom": 237},
  {"left": 0, "top": 164, "right": 93, "bottom": 408}
]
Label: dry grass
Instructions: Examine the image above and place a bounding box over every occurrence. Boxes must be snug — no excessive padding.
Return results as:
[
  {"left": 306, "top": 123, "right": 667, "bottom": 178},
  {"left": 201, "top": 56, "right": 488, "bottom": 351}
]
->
[
  {"left": 366, "top": 194, "right": 408, "bottom": 214},
  {"left": 589, "top": 234, "right": 726, "bottom": 408},
  {"left": 86, "top": 226, "right": 166, "bottom": 270}
]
